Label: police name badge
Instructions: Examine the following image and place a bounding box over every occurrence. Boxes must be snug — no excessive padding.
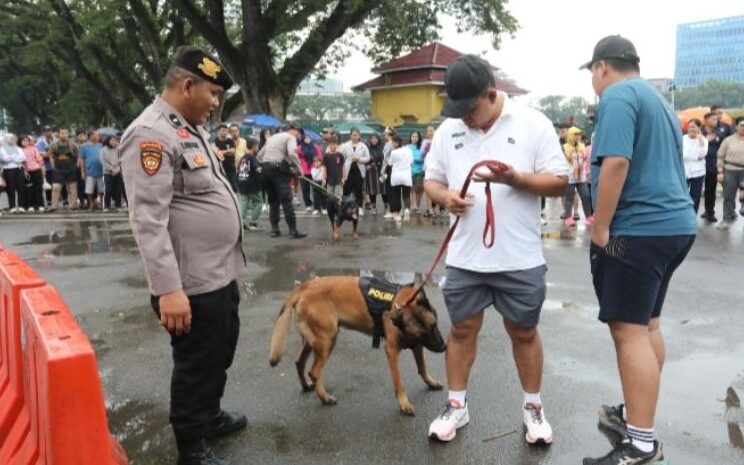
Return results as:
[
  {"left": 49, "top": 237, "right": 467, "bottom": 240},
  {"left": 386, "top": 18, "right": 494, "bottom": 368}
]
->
[{"left": 140, "top": 141, "right": 164, "bottom": 176}]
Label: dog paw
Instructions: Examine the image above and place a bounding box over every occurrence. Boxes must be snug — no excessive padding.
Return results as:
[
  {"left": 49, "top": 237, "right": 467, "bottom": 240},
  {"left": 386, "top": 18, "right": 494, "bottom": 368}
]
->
[
  {"left": 399, "top": 401, "right": 416, "bottom": 416},
  {"left": 321, "top": 394, "right": 337, "bottom": 405},
  {"left": 426, "top": 380, "right": 444, "bottom": 391},
  {"left": 301, "top": 383, "right": 314, "bottom": 393}
]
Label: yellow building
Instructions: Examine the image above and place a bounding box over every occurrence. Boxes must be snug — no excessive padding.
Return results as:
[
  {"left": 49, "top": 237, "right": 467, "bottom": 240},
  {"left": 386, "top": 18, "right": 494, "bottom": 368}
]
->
[{"left": 353, "top": 42, "right": 527, "bottom": 127}]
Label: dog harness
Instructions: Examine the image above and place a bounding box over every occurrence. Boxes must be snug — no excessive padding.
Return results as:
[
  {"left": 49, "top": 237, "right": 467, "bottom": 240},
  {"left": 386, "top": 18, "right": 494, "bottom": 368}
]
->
[{"left": 358, "top": 277, "right": 402, "bottom": 348}]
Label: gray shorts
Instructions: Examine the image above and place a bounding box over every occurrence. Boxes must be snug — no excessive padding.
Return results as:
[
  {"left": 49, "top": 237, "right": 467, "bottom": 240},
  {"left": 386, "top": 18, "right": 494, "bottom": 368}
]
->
[
  {"left": 85, "top": 176, "right": 104, "bottom": 195},
  {"left": 442, "top": 265, "right": 547, "bottom": 328}
]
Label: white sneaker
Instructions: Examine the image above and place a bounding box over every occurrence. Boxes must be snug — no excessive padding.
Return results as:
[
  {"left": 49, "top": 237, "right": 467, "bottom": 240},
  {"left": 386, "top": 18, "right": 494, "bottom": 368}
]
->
[
  {"left": 358, "top": 208, "right": 364, "bottom": 217},
  {"left": 18, "top": 207, "right": 25, "bottom": 213},
  {"left": 38, "top": 207, "right": 45, "bottom": 212},
  {"left": 312, "top": 210, "right": 320, "bottom": 216},
  {"left": 428, "top": 400, "right": 469, "bottom": 442},
  {"left": 262, "top": 204, "right": 268, "bottom": 213},
  {"left": 383, "top": 212, "right": 394, "bottom": 219},
  {"left": 27, "top": 207, "right": 35, "bottom": 213},
  {"left": 305, "top": 206, "right": 313, "bottom": 212},
  {"left": 403, "top": 208, "right": 410, "bottom": 221},
  {"left": 523, "top": 403, "right": 553, "bottom": 444}
]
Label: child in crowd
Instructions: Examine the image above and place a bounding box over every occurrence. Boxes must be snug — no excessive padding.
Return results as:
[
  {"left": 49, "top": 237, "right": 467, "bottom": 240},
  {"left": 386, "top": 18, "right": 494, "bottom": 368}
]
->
[
  {"left": 311, "top": 156, "right": 327, "bottom": 215},
  {"left": 237, "top": 139, "right": 262, "bottom": 231},
  {"left": 323, "top": 138, "right": 344, "bottom": 198}
]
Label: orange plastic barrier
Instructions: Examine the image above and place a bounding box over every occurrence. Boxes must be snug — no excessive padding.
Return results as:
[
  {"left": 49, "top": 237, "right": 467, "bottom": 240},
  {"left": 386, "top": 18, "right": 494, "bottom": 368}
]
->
[{"left": 0, "top": 247, "right": 128, "bottom": 465}]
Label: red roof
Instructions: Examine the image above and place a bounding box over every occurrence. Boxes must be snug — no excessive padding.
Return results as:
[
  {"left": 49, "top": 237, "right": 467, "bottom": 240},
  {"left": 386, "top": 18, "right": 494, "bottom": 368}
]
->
[
  {"left": 353, "top": 69, "right": 446, "bottom": 91},
  {"left": 373, "top": 42, "right": 462, "bottom": 73},
  {"left": 352, "top": 42, "right": 528, "bottom": 95}
]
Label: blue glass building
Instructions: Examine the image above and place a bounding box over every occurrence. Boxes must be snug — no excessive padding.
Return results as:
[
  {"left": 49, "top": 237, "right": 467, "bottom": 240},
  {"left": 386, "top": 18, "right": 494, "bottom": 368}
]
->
[{"left": 675, "top": 15, "right": 744, "bottom": 88}]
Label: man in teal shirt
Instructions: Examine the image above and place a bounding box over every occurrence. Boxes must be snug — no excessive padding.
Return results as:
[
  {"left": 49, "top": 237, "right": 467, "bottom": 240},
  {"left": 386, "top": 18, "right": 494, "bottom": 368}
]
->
[
  {"left": 580, "top": 36, "right": 696, "bottom": 465},
  {"left": 79, "top": 130, "right": 104, "bottom": 212}
]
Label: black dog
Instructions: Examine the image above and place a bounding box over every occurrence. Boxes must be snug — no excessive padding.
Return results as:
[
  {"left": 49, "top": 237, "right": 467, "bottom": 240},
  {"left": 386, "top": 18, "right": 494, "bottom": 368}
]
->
[{"left": 327, "top": 194, "right": 359, "bottom": 240}]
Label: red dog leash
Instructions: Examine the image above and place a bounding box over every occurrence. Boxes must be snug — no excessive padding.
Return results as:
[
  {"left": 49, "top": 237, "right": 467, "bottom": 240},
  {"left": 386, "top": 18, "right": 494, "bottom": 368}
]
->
[{"left": 398, "top": 159, "right": 509, "bottom": 308}]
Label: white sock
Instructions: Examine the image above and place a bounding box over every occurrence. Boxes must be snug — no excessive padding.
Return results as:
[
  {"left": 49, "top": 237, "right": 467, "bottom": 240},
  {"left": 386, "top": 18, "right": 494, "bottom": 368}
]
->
[
  {"left": 626, "top": 423, "right": 656, "bottom": 453},
  {"left": 448, "top": 390, "right": 466, "bottom": 407},
  {"left": 523, "top": 391, "right": 541, "bottom": 407}
]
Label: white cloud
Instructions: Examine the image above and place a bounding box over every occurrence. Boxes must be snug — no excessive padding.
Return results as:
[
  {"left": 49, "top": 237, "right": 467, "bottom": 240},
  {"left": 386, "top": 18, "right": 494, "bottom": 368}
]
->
[{"left": 332, "top": 1, "right": 744, "bottom": 103}]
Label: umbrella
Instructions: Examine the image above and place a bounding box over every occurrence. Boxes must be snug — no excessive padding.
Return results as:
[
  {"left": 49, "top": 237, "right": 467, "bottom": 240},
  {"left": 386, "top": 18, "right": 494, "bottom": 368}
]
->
[
  {"left": 332, "top": 122, "right": 379, "bottom": 137},
  {"left": 241, "top": 113, "right": 285, "bottom": 129},
  {"left": 302, "top": 128, "right": 322, "bottom": 143},
  {"left": 96, "top": 127, "right": 121, "bottom": 137},
  {"left": 677, "top": 107, "right": 733, "bottom": 131}
]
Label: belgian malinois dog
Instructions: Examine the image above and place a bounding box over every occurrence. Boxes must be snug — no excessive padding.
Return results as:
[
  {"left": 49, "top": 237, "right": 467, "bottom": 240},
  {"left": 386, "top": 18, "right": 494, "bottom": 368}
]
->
[{"left": 269, "top": 276, "right": 447, "bottom": 416}]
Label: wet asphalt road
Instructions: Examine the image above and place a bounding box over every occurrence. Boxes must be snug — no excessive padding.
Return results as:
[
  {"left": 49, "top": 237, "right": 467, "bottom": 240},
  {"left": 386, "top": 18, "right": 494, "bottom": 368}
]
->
[{"left": 1, "top": 198, "right": 743, "bottom": 465}]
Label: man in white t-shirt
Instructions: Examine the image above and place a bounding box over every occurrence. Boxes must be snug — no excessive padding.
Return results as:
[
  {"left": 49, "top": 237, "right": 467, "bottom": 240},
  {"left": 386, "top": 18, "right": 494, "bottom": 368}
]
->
[{"left": 424, "top": 55, "right": 568, "bottom": 444}]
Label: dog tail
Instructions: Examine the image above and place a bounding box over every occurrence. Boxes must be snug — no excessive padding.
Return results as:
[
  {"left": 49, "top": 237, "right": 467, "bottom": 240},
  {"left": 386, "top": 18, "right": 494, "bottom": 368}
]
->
[{"left": 269, "top": 287, "right": 302, "bottom": 367}]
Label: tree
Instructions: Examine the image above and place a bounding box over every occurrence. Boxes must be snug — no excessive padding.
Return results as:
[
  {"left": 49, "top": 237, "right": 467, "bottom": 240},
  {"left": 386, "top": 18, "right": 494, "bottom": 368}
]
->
[
  {"left": 535, "top": 95, "right": 590, "bottom": 127},
  {"left": 667, "top": 80, "right": 744, "bottom": 110},
  {"left": 174, "top": 0, "right": 518, "bottom": 118},
  {"left": 0, "top": 0, "right": 193, "bottom": 133},
  {"left": 289, "top": 93, "right": 371, "bottom": 122}
]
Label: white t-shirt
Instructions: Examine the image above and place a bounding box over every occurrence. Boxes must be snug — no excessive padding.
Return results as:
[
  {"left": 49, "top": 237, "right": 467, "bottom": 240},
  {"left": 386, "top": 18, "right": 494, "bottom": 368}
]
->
[
  {"left": 682, "top": 134, "right": 707, "bottom": 179},
  {"left": 390, "top": 146, "right": 413, "bottom": 187},
  {"left": 425, "top": 96, "right": 568, "bottom": 273}
]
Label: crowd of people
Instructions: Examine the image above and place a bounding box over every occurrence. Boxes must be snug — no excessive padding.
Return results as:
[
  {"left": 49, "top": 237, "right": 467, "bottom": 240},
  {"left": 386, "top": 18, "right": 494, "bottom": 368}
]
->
[{"left": 0, "top": 126, "right": 126, "bottom": 215}]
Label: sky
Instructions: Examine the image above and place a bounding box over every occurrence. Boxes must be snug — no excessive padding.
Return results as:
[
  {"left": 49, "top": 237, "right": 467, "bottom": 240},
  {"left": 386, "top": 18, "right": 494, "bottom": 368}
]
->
[{"left": 331, "top": 0, "right": 744, "bottom": 104}]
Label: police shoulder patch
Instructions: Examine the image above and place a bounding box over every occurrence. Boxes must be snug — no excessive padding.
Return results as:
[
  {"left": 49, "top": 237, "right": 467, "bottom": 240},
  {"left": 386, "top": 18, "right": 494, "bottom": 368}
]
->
[{"left": 140, "top": 141, "right": 164, "bottom": 176}]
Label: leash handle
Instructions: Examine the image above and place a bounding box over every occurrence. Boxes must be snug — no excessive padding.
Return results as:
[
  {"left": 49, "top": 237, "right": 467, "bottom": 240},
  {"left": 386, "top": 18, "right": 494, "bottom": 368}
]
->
[{"left": 400, "top": 159, "right": 508, "bottom": 308}]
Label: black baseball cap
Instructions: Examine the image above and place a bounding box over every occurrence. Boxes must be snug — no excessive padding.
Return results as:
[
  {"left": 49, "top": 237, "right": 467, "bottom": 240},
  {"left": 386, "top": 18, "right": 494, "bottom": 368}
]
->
[
  {"left": 579, "top": 35, "right": 640, "bottom": 70},
  {"left": 441, "top": 55, "right": 495, "bottom": 118},
  {"left": 173, "top": 45, "right": 234, "bottom": 90}
]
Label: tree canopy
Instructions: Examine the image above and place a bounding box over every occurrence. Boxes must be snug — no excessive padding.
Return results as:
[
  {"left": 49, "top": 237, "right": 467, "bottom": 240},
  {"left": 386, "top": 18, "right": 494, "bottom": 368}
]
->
[
  {"left": 535, "top": 95, "right": 590, "bottom": 128},
  {"left": 0, "top": 0, "right": 518, "bottom": 133},
  {"left": 668, "top": 80, "right": 744, "bottom": 111}
]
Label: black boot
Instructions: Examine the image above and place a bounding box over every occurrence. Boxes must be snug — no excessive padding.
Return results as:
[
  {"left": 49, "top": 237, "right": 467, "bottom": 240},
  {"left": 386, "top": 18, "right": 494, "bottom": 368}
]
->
[
  {"left": 204, "top": 410, "right": 247, "bottom": 439},
  {"left": 177, "top": 439, "right": 228, "bottom": 465},
  {"left": 289, "top": 230, "right": 307, "bottom": 239},
  {"left": 269, "top": 229, "right": 281, "bottom": 237}
]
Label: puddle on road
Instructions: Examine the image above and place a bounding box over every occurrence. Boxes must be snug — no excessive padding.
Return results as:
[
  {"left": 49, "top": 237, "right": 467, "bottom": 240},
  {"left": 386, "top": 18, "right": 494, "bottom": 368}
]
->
[
  {"left": 18, "top": 221, "right": 137, "bottom": 257},
  {"left": 244, "top": 247, "right": 443, "bottom": 298},
  {"left": 107, "top": 398, "right": 174, "bottom": 465}
]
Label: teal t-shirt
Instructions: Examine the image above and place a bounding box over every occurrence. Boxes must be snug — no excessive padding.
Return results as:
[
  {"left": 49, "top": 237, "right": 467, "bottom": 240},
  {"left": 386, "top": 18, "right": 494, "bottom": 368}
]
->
[
  {"left": 79, "top": 142, "right": 104, "bottom": 177},
  {"left": 410, "top": 144, "right": 424, "bottom": 176},
  {"left": 591, "top": 78, "right": 696, "bottom": 236}
]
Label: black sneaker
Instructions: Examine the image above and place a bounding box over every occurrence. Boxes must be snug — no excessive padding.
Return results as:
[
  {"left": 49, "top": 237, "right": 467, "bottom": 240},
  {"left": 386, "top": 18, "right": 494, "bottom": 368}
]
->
[
  {"left": 289, "top": 230, "right": 307, "bottom": 239},
  {"left": 177, "top": 439, "right": 228, "bottom": 465},
  {"left": 598, "top": 403, "right": 627, "bottom": 437},
  {"left": 583, "top": 437, "right": 663, "bottom": 465}
]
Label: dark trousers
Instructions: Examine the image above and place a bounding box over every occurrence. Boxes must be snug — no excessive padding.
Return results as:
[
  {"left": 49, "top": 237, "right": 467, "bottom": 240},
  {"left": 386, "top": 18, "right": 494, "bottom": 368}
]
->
[
  {"left": 150, "top": 281, "right": 240, "bottom": 447},
  {"left": 222, "top": 158, "right": 237, "bottom": 192},
  {"left": 703, "top": 168, "right": 718, "bottom": 216},
  {"left": 389, "top": 185, "right": 411, "bottom": 213},
  {"left": 23, "top": 170, "right": 44, "bottom": 210},
  {"left": 687, "top": 175, "right": 704, "bottom": 214},
  {"left": 76, "top": 169, "right": 86, "bottom": 206},
  {"left": 312, "top": 183, "right": 327, "bottom": 211},
  {"left": 44, "top": 166, "right": 53, "bottom": 203},
  {"left": 104, "top": 173, "right": 124, "bottom": 208},
  {"left": 564, "top": 182, "right": 593, "bottom": 217},
  {"left": 2, "top": 168, "right": 25, "bottom": 209},
  {"left": 382, "top": 166, "right": 392, "bottom": 207},
  {"left": 723, "top": 169, "right": 744, "bottom": 221},
  {"left": 300, "top": 175, "right": 313, "bottom": 207},
  {"left": 262, "top": 165, "right": 298, "bottom": 232}
]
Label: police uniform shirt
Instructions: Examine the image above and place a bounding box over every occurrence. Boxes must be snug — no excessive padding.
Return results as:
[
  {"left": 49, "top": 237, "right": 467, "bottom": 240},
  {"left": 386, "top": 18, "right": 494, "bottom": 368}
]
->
[
  {"left": 257, "top": 132, "right": 302, "bottom": 172},
  {"left": 120, "top": 96, "right": 246, "bottom": 297}
]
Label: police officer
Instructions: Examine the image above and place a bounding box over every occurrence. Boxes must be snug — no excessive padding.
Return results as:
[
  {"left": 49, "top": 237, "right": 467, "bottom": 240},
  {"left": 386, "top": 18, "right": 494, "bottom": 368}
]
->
[
  {"left": 120, "top": 46, "right": 246, "bottom": 465},
  {"left": 257, "top": 123, "right": 307, "bottom": 238}
]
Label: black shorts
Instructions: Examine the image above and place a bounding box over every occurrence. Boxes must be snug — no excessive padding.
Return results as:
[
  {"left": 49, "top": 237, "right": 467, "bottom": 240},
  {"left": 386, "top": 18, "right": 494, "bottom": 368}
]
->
[
  {"left": 590, "top": 235, "right": 695, "bottom": 325},
  {"left": 52, "top": 170, "right": 76, "bottom": 184}
]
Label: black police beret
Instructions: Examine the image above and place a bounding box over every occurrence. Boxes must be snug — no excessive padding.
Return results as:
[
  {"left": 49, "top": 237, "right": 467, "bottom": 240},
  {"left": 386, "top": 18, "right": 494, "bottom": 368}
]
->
[{"left": 173, "top": 45, "right": 234, "bottom": 90}]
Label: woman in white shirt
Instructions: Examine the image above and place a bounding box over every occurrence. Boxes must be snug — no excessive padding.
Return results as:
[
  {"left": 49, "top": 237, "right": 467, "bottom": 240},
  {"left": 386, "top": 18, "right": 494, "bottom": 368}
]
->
[
  {"left": 387, "top": 134, "right": 412, "bottom": 221},
  {"left": 340, "top": 128, "right": 370, "bottom": 215},
  {"left": 682, "top": 118, "right": 708, "bottom": 214}
]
